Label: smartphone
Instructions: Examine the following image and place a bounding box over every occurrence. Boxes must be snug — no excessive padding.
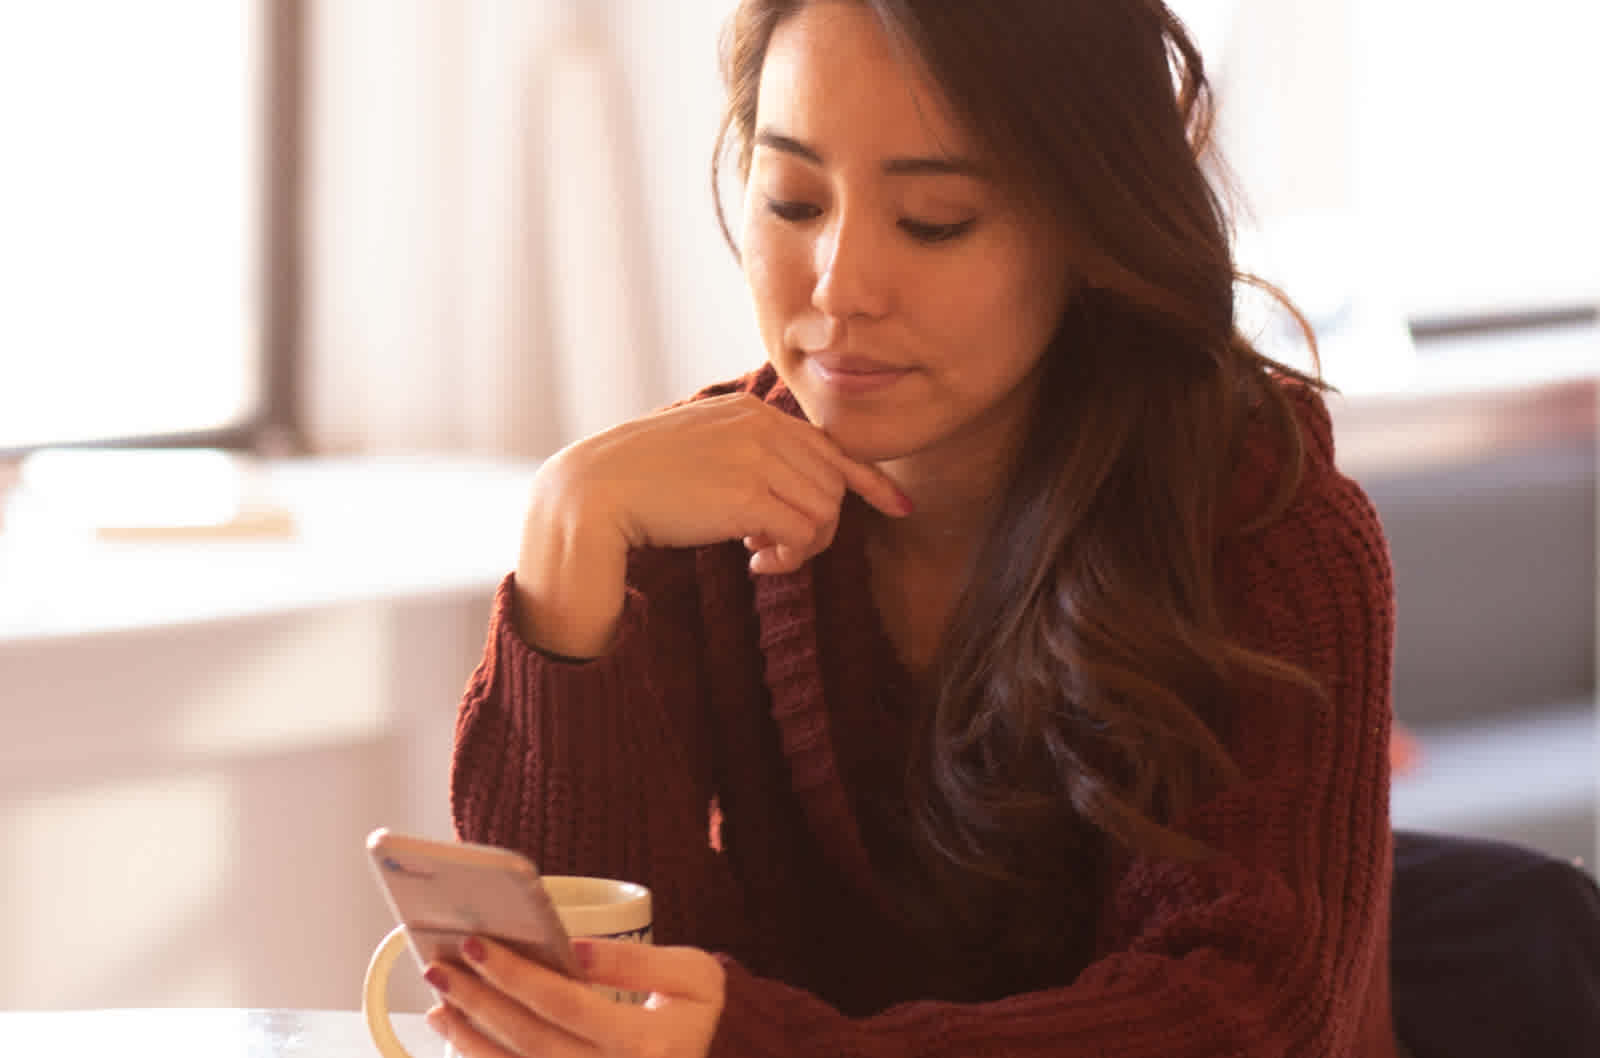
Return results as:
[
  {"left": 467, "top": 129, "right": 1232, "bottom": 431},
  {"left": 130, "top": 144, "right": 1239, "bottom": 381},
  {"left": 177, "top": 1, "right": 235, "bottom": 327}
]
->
[{"left": 365, "top": 828, "right": 581, "bottom": 979}]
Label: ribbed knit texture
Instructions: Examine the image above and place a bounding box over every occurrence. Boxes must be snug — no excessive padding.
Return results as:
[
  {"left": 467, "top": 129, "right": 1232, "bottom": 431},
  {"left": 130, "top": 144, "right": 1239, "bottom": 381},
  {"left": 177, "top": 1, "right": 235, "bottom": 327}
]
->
[{"left": 451, "top": 367, "right": 1399, "bottom": 1057}]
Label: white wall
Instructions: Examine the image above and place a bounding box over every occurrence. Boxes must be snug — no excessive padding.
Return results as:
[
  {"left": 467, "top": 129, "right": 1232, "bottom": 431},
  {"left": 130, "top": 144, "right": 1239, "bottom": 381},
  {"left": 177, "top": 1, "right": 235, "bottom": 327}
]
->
[{"left": 603, "top": 0, "right": 756, "bottom": 399}]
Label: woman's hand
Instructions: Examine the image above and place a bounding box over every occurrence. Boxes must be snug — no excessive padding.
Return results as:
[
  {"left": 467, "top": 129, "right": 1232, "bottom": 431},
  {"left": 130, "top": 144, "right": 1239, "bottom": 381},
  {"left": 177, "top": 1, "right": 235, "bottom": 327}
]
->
[
  {"left": 422, "top": 937, "right": 726, "bottom": 1058},
  {"left": 548, "top": 392, "right": 909, "bottom": 573},
  {"left": 513, "top": 392, "right": 911, "bottom": 657}
]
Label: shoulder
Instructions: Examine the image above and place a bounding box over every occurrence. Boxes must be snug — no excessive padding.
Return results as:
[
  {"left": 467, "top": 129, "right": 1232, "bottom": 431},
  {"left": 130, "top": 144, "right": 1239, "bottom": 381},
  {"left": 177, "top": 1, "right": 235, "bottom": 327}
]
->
[
  {"left": 1224, "top": 374, "right": 1335, "bottom": 527},
  {"left": 1220, "top": 375, "right": 1394, "bottom": 659},
  {"left": 1225, "top": 375, "right": 1387, "bottom": 557}
]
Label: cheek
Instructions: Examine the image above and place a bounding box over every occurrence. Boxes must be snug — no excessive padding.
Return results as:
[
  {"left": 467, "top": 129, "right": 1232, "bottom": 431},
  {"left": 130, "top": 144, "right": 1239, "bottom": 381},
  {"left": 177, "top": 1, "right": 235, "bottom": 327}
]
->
[
  {"left": 937, "top": 261, "right": 1041, "bottom": 344},
  {"left": 741, "top": 240, "right": 782, "bottom": 338},
  {"left": 931, "top": 253, "right": 1067, "bottom": 381},
  {"left": 741, "top": 221, "right": 809, "bottom": 326},
  {"left": 975, "top": 237, "right": 1072, "bottom": 343}
]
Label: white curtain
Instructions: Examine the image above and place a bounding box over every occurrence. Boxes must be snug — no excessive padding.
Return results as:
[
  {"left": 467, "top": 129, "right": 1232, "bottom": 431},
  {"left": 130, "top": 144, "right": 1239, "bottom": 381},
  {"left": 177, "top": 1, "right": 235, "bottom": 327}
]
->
[{"left": 300, "top": 0, "right": 666, "bottom": 458}]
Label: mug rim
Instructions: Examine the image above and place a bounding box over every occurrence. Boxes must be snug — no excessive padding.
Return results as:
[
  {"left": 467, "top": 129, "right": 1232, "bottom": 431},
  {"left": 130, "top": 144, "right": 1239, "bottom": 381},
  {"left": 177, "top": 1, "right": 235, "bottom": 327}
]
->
[
  {"left": 542, "top": 875, "right": 652, "bottom": 938},
  {"left": 542, "top": 875, "right": 650, "bottom": 907}
]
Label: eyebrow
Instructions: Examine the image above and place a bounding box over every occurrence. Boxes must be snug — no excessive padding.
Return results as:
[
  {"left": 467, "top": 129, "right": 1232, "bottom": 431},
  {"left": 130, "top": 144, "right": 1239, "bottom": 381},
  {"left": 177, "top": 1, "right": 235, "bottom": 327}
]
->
[{"left": 754, "top": 129, "right": 986, "bottom": 179}]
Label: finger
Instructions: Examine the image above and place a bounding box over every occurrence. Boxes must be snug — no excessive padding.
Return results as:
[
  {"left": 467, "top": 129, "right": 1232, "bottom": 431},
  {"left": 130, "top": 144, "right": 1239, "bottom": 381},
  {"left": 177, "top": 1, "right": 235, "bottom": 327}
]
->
[
  {"left": 425, "top": 956, "right": 592, "bottom": 1057},
  {"left": 760, "top": 452, "right": 843, "bottom": 535},
  {"left": 749, "top": 544, "right": 804, "bottom": 576},
  {"left": 747, "top": 519, "right": 834, "bottom": 574},
  {"left": 425, "top": 1003, "right": 520, "bottom": 1058},
  {"left": 784, "top": 421, "right": 912, "bottom": 518},
  {"left": 748, "top": 511, "right": 836, "bottom": 574},
  {"left": 571, "top": 939, "right": 726, "bottom": 1003},
  {"left": 458, "top": 936, "right": 628, "bottom": 1047},
  {"left": 773, "top": 438, "right": 850, "bottom": 512},
  {"left": 741, "top": 490, "right": 826, "bottom": 564}
]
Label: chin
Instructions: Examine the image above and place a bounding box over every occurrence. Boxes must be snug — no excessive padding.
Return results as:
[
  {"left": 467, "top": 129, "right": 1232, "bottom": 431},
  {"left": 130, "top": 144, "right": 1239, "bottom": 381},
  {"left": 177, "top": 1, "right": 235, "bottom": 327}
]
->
[
  {"left": 811, "top": 416, "right": 927, "bottom": 466},
  {"left": 783, "top": 374, "right": 930, "bottom": 464}
]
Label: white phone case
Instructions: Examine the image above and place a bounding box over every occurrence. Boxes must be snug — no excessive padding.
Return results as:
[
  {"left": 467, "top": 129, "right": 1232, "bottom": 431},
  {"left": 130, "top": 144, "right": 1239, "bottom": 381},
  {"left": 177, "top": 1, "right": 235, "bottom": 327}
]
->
[{"left": 365, "top": 828, "right": 581, "bottom": 979}]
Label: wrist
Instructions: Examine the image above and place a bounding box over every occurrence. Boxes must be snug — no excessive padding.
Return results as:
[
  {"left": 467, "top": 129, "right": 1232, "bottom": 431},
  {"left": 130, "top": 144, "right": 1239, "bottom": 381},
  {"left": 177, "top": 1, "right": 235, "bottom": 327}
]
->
[{"left": 513, "top": 456, "right": 631, "bottom": 657}]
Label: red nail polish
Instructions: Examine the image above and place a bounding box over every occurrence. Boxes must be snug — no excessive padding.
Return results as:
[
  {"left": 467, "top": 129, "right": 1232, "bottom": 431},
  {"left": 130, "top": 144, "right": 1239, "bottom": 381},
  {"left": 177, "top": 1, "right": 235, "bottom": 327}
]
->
[
  {"left": 462, "top": 936, "right": 487, "bottom": 963},
  {"left": 423, "top": 966, "right": 450, "bottom": 993}
]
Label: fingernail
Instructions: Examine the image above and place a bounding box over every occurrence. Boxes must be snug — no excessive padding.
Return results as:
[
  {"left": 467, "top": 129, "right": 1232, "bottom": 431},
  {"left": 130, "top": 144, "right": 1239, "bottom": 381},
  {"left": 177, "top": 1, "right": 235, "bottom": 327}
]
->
[
  {"left": 571, "top": 939, "right": 596, "bottom": 972},
  {"left": 462, "top": 937, "right": 487, "bottom": 963},
  {"left": 897, "top": 489, "right": 915, "bottom": 516},
  {"left": 423, "top": 966, "right": 450, "bottom": 993}
]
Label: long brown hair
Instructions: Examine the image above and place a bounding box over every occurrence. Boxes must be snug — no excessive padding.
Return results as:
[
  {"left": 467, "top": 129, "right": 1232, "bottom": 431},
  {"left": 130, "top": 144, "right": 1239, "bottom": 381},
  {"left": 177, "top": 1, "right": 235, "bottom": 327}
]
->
[{"left": 714, "top": 0, "right": 1325, "bottom": 975}]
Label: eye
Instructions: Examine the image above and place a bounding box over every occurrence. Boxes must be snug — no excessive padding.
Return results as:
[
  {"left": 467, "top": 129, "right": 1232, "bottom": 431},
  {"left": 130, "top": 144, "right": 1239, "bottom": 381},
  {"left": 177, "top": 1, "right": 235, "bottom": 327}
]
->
[
  {"left": 766, "top": 198, "right": 821, "bottom": 223},
  {"left": 899, "top": 217, "right": 977, "bottom": 244}
]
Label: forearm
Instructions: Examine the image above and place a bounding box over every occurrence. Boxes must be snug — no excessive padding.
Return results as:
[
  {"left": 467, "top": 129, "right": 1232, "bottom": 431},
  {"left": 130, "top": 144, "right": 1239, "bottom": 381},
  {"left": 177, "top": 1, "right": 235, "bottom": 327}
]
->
[{"left": 452, "top": 572, "right": 718, "bottom": 883}]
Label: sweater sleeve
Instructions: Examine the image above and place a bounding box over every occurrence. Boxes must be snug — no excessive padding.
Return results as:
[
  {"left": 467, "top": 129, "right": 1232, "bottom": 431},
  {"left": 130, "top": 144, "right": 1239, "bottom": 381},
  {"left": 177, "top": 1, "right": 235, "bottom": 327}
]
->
[
  {"left": 450, "top": 554, "right": 743, "bottom": 949},
  {"left": 707, "top": 453, "right": 1398, "bottom": 1057}
]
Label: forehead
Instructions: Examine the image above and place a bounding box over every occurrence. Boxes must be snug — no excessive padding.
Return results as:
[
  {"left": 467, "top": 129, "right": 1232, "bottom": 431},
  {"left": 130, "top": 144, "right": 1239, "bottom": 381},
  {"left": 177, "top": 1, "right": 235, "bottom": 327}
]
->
[{"left": 755, "top": 2, "right": 974, "bottom": 162}]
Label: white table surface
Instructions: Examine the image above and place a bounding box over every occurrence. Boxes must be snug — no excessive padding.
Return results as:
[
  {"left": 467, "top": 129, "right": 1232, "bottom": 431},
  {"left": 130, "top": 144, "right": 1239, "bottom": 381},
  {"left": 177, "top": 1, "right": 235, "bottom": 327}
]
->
[{"left": 0, "top": 1008, "right": 444, "bottom": 1058}]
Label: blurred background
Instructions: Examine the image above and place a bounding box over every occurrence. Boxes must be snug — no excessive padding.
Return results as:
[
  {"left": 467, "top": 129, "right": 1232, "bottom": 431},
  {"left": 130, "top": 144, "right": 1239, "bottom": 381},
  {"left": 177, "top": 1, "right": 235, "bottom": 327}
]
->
[{"left": 0, "top": 0, "right": 1594, "bottom": 1013}]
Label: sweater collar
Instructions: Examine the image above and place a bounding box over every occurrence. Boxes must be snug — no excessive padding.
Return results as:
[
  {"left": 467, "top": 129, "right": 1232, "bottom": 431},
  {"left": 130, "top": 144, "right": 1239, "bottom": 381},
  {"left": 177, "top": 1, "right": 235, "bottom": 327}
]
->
[{"left": 749, "top": 377, "right": 907, "bottom": 919}]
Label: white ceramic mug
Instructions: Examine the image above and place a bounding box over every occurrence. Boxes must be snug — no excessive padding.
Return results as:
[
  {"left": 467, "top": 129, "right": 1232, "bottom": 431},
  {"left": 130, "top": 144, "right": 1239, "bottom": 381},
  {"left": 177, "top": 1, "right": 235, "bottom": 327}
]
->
[{"left": 363, "top": 875, "right": 653, "bottom": 1058}]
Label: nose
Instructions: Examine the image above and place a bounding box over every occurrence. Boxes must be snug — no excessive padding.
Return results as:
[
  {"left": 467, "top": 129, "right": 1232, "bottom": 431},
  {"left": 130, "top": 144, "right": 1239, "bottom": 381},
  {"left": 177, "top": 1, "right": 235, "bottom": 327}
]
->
[{"left": 811, "top": 210, "right": 890, "bottom": 321}]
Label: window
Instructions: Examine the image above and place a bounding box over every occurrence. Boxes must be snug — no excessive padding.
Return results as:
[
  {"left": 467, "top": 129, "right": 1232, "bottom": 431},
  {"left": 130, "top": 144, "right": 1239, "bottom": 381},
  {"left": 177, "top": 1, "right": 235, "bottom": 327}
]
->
[
  {"left": 0, "top": 1, "right": 291, "bottom": 454},
  {"left": 1170, "top": 1, "right": 1594, "bottom": 364},
  {"left": 1346, "top": 0, "right": 1597, "bottom": 326}
]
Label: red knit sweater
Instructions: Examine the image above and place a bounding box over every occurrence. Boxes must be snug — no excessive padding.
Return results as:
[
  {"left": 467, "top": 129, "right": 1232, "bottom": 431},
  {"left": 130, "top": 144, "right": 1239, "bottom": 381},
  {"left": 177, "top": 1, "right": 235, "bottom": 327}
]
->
[{"left": 451, "top": 367, "right": 1399, "bottom": 1058}]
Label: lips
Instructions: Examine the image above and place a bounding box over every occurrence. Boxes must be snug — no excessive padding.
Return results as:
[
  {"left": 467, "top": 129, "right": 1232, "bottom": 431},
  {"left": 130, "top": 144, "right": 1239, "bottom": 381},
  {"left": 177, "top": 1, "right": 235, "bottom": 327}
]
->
[
  {"left": 811, "top": 354, "right": 906, "bottom": 375},
  {"left": 805, "top": 353, "right": 913, "bottom": 394}
]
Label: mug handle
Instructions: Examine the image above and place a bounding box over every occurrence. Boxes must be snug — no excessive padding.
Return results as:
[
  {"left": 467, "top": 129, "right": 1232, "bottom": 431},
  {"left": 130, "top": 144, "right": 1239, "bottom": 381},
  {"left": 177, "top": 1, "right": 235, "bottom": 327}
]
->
[{"left": 362, "top": 924, "right": 416, "bottom": 1058}]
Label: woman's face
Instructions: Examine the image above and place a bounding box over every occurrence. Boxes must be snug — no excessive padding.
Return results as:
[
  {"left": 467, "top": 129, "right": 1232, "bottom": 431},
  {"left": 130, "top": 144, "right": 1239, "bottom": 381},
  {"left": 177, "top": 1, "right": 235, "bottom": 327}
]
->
[{"left": 740, "top": 1, "right": 1075, "bottom": 469}]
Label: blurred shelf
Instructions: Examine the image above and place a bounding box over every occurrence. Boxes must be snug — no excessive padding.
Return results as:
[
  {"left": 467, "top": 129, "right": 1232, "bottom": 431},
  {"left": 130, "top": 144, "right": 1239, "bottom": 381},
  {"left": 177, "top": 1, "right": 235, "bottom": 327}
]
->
[
  {"left": 0, "top": 456, "right": 540, "bottom": 646},
  {"left": 1328, "top": 316, "right": 1596, "bottom": 482},
  {"left": 1392, "top": 697, "right": 1597, "bottom": 867}
]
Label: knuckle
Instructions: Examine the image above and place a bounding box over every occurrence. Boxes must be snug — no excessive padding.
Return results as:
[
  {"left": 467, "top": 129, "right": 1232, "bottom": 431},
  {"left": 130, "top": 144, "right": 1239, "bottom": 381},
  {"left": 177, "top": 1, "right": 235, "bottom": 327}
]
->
[
  {"left": 725, "top": 394, "right": 768, "bottom": 427},
  {"left": 736, "top": 477, "right": 770, "bottom": 513},
  {"left": 698, "top": 949, "right": 727, "bottom": 993},
  {"left": 541, "top": 979, "right": 588, "bottom": 1027}
]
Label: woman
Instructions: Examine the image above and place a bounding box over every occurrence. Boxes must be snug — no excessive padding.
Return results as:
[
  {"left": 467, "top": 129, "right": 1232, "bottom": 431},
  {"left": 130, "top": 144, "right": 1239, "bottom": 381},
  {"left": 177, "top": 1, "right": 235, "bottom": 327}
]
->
[{"left": 427, "top": 1, "right": 1400, "bottom": 1055}]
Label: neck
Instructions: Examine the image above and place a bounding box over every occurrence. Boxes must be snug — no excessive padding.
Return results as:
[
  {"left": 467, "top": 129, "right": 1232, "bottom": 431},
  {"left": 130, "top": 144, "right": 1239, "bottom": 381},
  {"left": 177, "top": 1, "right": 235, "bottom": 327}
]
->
[
  {"left": 869, "top": 437, "right": 1022, "bottom": 572},
  {"left": 858, "top": 442, "right": 1021, "bottom": 681},
  {"left": 860, "top": 484, "right": 992, "bottom": 681},
  {"left": 867, "top": 485, "right": 995, "bottom": 571},
  {"left": 866, "top": 366, "right": 1039, "bottom": 569}
]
